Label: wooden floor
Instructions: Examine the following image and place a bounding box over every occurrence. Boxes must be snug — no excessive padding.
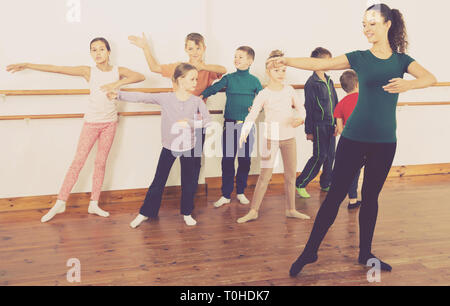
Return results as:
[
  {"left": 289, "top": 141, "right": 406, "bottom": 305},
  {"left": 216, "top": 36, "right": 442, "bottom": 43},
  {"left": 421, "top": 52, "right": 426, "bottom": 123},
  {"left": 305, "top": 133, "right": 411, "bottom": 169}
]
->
[{"left": 0, "top": 174, "right": 449, "bottom": 286}]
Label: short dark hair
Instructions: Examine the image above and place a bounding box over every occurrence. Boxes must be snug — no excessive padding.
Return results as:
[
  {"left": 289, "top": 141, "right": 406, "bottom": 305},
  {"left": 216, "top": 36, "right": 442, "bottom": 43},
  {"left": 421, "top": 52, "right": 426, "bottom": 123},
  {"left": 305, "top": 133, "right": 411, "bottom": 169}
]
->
[
  {"left": 90, "top": 37, "right": 111, "bottom": 51},
  {"left": 173, "top": 63, "right": 197, "bottom": 84},
  {"left": 185, "top": 33, "right": 205, "bottom": 47},
  {"left": 340, "top": 70, "right": 358, "bottom": 93},
  {"left": 311, "top": 47, "right": 332, "bottom": 58},
  {"left": 237, "top": 46, "right": 255, "bottom": 61}
]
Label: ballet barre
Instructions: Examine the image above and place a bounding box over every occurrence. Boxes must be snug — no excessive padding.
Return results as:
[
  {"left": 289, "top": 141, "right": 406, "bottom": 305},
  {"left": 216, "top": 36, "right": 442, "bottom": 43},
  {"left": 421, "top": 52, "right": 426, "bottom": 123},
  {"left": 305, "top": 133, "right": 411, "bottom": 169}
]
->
[
  {"left": 0, "top": 84, "right": 449, "bottom": 121},
  {"left": 1, "top": 103, "right": 449, "bottom": 121},
  {"left": 0, "top": 88, "right": 173, "bottom": 96},
  {"left": 0, "top": 82, "right": 449, "bottom": 96},
  {"left": 0, "top": 110, "right": 225, "bottom": 121}
]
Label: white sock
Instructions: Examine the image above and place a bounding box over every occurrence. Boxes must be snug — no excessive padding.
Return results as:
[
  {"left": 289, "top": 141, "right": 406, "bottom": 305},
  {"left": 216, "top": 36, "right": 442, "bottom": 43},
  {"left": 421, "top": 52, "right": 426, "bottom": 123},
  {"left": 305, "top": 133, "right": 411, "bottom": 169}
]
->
[
  {"left": 214, "top": 196, "right": 231, "bottom": 208},
  {"left": 237, "top": 194, "right": 250, "bottom": 205},
  {"left": 130, "top": 214, "right": 148, "bottom": 229},
  {"left": 88, "top": 200, "right": 109, "bottom": 217},
  {"left": 183, "top": 215, "right": 197, "bottom": 226},
  {"left": 41, "top": 200, "right": 66, "bottom": 223}
]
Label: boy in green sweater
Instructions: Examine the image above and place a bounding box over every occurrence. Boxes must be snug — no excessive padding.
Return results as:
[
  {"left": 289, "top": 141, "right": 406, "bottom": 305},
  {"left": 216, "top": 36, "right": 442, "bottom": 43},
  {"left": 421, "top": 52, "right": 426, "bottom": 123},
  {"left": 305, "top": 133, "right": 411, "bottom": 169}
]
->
[{"left": 201, "top": 46, "right": 263, "bottom": 208}]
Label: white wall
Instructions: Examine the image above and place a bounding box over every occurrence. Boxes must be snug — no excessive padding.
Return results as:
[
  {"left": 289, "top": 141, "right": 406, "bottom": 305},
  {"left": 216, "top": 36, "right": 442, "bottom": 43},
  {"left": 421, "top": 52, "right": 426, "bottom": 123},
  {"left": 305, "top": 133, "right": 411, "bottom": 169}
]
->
[{"left": 1, "top": 0, "right": 449, "bottom": 198}]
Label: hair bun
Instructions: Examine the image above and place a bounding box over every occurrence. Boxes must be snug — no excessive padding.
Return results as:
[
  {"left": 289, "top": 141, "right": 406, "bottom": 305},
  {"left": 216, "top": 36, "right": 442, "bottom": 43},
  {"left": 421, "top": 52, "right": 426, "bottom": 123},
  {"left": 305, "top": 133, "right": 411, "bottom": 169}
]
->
[{"left": 268, "top": 50, "right": 284, "bottom": 58}]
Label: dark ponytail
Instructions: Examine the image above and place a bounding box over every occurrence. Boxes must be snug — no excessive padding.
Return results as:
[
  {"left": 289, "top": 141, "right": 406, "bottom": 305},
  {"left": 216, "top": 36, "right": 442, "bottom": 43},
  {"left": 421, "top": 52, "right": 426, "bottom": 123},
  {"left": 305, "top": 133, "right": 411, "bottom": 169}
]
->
[
  {"left": 367, "top": 4, "right": 408, "bottom": 53},
  {"left": 389, "top": 9, "right": 408, "bottom": 53}
]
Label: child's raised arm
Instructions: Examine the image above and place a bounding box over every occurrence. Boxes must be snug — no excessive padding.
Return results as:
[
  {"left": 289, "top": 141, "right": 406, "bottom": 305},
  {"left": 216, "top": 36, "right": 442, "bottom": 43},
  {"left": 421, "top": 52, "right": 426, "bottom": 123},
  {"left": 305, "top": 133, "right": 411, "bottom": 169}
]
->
[
  {"left": 194, "top": 62, "right": 227, "bottom": 75},
  {"left": 7, "top": 63, "right": 90, "bottom": 81},
  {"left": 129, "top": 33, "right": 162, "bottom": 74}
]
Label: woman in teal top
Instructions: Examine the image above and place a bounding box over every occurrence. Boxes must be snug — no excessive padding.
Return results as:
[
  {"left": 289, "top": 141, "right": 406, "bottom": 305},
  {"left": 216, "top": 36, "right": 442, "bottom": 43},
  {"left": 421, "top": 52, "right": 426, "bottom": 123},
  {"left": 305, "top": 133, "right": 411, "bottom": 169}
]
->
[{"left": 268, "top": 3, "right": 437, "bottom": 277}]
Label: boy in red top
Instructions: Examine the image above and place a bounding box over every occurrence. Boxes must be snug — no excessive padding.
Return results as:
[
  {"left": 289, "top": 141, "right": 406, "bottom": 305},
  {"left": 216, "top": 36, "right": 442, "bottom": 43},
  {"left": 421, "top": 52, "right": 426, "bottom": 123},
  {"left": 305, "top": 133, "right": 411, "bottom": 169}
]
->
[{"left": 334, "top": 70, "right": 362, "bottom": 209}]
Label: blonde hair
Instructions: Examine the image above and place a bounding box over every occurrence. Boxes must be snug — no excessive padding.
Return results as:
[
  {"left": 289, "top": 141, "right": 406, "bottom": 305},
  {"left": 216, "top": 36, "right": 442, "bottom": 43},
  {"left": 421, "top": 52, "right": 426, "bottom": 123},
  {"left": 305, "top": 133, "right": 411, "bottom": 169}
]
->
[{"left": 266, "top": 50, "right": 284, "bottom": 68}]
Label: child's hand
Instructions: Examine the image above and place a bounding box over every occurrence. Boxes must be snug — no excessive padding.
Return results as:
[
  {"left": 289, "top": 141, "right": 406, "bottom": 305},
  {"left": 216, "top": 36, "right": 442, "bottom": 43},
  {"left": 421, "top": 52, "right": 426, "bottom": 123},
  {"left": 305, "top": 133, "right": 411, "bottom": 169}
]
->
[
  {"left": 248, "top": 106, "right": 252, "bottom": 112},
  {"left": 101, "top": 82, "right": 119, "bottom": 92},
  {"left": 291, "top": 117, "right": 304, "bottom": 128},
  {"left": 195, "top": 113, "right": 203, "bottom": 121},
  {"left": 334, "top": 126, "right": 340, "bottom": 136},
  {"left": 6, "top": 63, "right": 28, "bottom": 73},
  {"left": 383, "top": 78, "right": 412, "bottom": 93},
  {"left": 106, "top": 91, "right": 117, "bottom": 100},
  {"left": 306, "top": 134, "right": 314, "bottom": 141},
  {"left": 335, "top": 119, "right": 344, "bottom": 135},
  {"left": 192, "top": 61, "right": 205, "bottom": 71},
  {"left": 239, "top": 132, "right": 248, "bottom": 148},
  {"left": 129, "top": 33, "right": 150, "bottom": 49},
  {"left": 106, "top": 91, "right": 118, "bottom": 101},
  {"left": 176, "top": 119, "right": 190, "bottom": 128}
]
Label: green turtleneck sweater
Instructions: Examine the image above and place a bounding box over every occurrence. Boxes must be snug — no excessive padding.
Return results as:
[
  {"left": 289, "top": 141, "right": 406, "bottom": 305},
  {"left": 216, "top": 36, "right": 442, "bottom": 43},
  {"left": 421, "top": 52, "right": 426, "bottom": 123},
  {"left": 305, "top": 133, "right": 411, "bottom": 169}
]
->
[{"left": 201, "top": 68, "right": 263, "bottom": 121}]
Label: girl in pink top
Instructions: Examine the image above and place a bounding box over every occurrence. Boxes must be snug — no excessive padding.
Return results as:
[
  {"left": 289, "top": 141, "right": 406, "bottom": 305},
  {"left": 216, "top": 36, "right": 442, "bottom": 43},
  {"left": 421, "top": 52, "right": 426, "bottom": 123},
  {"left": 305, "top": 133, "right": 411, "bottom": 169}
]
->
[
  {"left": 7, "top": 37, "right": 145, "bottom": 222},
  {"left": 237, "top": 50, "right": 310, "bottom": 223}
]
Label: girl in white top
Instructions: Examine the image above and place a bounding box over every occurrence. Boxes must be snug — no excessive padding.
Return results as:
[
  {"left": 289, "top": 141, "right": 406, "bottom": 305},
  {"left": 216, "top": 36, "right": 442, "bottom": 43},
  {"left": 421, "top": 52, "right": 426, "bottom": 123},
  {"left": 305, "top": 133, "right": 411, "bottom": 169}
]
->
[
  {"left": 85, "top": 64, "right": 121, "bottom": 123},
  {"left": 7, "top": 37, "right": 145, "bottom": 222},
  {"left": 237, "top": 50, "right": 310, "bottom": 223}
]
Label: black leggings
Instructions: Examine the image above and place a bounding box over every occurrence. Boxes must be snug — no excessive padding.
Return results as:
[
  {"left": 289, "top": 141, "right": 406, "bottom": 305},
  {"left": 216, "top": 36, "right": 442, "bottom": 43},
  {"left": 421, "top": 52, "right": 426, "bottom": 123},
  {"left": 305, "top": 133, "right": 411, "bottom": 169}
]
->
[
  {"left": 301, "top": 136, "right": 397, "bottom": 257},
  {"left": 140, "top": 148, "right": 197, "bottom": 218}
]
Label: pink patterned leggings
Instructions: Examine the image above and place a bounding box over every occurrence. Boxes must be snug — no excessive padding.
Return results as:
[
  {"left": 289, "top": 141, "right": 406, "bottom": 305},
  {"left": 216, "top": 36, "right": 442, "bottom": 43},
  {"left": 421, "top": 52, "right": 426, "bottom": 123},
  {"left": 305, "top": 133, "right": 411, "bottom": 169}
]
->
[{"left": 58, "top": 121, "right": 118, "bottom": 201}]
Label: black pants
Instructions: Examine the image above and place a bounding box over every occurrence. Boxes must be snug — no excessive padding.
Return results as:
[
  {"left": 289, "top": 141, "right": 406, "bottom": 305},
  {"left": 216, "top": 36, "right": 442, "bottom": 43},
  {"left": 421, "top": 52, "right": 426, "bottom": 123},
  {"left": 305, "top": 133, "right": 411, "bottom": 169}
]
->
[
  {"left": 192, "top": 128, "right": 206, "bottom": 195},
  {"left": 300, "top": 136, "right": 396, "bottom": 257},
  {"left": 221, "top": 120, "right": 254, "bottom": 198},
  {"left": 296, "top": 125, "right": 336, "bottom": 189},
  {"left": 140, "top": 147, "right": 198, "bottom": 218}
]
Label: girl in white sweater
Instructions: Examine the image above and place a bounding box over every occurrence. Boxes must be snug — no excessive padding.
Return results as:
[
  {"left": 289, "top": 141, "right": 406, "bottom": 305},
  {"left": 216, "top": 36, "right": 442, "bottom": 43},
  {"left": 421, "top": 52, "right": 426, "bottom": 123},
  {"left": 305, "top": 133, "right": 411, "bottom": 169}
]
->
[{"left": 237, "top": 50, "right": 310, "bottom": 223}]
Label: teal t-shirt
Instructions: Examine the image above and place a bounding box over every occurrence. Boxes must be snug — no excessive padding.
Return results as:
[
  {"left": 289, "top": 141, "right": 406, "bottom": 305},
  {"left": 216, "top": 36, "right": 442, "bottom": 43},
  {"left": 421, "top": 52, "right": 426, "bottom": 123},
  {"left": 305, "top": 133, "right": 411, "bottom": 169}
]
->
[{"left": 342, "top": 50, "right": 415, "bottom": 143}]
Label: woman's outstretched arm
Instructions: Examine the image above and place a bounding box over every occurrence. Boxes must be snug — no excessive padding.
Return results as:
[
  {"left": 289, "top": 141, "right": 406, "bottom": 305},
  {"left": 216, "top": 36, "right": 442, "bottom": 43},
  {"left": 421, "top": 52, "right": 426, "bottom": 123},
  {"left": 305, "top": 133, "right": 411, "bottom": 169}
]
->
[{"left": 269, "top": 55, "right": 351, "bottom": 72}]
